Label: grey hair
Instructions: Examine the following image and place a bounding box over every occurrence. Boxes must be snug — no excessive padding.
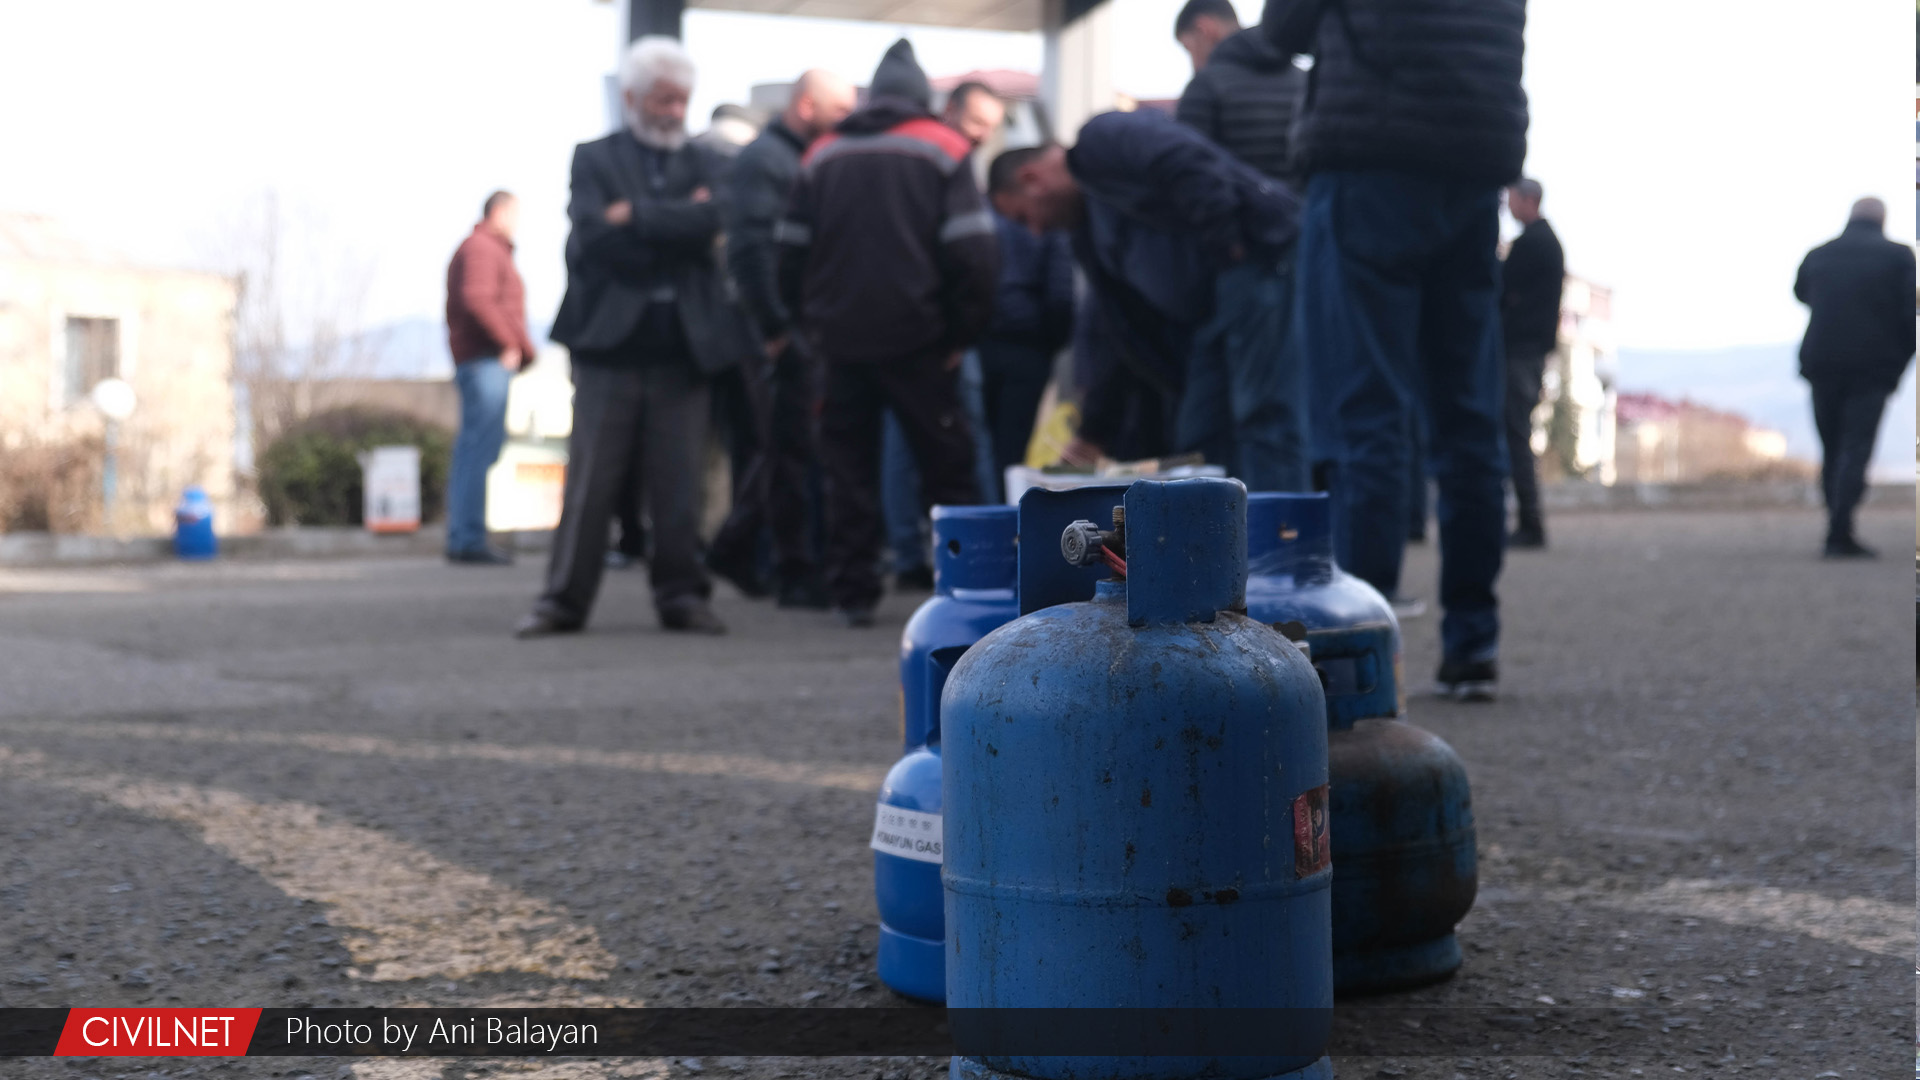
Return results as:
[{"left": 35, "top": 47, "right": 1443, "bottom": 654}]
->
[
  {"left": 1849, "top": 197, "right": 1886, "bottom": 225},
  {"left": 619, "top": 35, "right": 695, "bottom": 97},
  {"left": 1509, "top": 177, "right": 1543, "bottom": 202}
]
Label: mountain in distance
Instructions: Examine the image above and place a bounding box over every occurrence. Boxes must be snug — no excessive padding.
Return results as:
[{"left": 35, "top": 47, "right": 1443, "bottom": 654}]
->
[{"left": 1613, "top": 343, "right": 1915, "bottom": 483}]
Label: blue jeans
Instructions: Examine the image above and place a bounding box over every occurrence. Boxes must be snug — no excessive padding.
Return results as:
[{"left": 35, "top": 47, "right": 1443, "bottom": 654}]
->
[
  {"left": 447, "top": 357, "right": 511, "bottom": 554},
  {"left": 881, "top": 351, "right": 998, "bottom": 571},
  {"left": 1296, "top": 170, "right": 1508, "bottom": 663},
  {"left": 1176, "top": 256, "right": 1309, "bottom": 492}
]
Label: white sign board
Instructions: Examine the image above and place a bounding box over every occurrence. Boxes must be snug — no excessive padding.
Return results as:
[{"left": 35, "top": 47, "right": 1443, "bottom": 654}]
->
[{"left": 360, "top": 445, "right": 421, "bottom": 534}]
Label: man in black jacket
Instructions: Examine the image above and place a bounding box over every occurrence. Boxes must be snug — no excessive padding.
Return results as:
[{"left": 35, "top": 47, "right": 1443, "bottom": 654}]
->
[
  {"left": 1175, "top": 0, "right": 1304, "bottom": 184},
  {"left": 996, "top": 111, "right": 1305, "bottom": 492},
  {"left": 1500, "top": 178, "right": 1564, "bottom": 549},
  {"left": 1264, "top": 0, "right": 1526, "bottom": 701},
  {"left": 518, "top": 36, "right": 755, "bottom": 639},
  {"left": 778, "top": 40, "right": 998, "bottom": 626},
  {"left": 1793, "top": 197, "right": 1916, "bottom": 559},
  {"left": 705, "top": 69, "right": 856, "bottom": 609}
]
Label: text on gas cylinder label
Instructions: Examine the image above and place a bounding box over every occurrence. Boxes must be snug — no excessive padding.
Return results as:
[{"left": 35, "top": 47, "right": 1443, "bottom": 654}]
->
[{"left": 871, "top": 804, "right": 943, "bottom": 864}]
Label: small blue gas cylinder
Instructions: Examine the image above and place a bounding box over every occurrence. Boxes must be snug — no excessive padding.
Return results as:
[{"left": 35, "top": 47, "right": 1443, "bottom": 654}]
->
[
  {"left": 944, "top": 478, "right": 1333, "bottom": 1080},
  {"left": 873, "top": 504, "right": 1020, "bottom": 1002},
  {"left": 1245, "top": 491, "right": 1477, "bottom": 996},
  {"left": 173, "top": 486, "right": 217, "bottom": 560}
]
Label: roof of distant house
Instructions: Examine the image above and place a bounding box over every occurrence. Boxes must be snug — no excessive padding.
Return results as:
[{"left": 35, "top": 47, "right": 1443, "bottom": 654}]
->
[
  {"left": 931, "top": 69, "right": 1040, "bottom": 101},
  {"left": 1615, "top": 391, "right": 1756, "bottom": 428}
]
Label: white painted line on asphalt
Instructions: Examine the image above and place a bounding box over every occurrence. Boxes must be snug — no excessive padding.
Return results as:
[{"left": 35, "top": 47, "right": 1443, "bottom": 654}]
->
[
  {"left": 0, "top": 745, "right": 618, "bottom": 983},
  {"left": 1519, "top": 876, "right": 1913, "bottom": 958},
  {"left": 1, "top": 718, "right": 886, "bottom": 793}
]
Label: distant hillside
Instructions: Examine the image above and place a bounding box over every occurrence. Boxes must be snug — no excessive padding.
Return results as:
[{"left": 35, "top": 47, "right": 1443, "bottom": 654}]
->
[{"left": 1614, "top": 344, "right": 1915, "bottom": 482}]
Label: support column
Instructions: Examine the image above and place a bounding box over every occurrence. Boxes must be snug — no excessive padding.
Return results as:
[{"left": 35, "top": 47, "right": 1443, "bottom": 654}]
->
[
  {"left": 1040, "top": 0, "right": 1112, "bottom": 146},
  {"left": 628, "top": 0, "right": 685, "bottom": 40}
]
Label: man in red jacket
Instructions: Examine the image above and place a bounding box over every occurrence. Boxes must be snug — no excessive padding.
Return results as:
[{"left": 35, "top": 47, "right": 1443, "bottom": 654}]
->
[{"left": 445, "top": 190, "right": 537, "bottom": 564}]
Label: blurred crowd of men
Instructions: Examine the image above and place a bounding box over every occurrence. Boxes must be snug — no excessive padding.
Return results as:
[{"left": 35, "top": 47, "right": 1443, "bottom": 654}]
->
[{"left": 437, "top": 0, "right": 1909, "bottom": 700}]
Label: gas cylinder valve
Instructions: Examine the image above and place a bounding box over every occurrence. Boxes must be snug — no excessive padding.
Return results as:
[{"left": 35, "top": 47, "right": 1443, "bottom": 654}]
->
[{"left": 1060, "top": 507, "right": 1126, "bottom": 568}]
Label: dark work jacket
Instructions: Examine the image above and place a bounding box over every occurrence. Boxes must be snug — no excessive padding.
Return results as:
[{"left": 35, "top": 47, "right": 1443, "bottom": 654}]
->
[
  {"left": 1264, "top": 0, "right": 1528, "bottom": 184},
  {"left": 1794, "top": 220, "right": 1917, "bottom": 390},
  {"left": 725, "top": 117, "right": 809, "bottom": 342},
  {"left": 1501, "top": 217, "right": 1564, "bottom": 353},
  {"left": 984, "top": 211, "right": 1074, "bottom": 352},
  {"left": 777, "top": 99, "right": 999, "bottom": 362},
  {"left": 1176, "top": 27, "right": 1306, "bottom": 184},
  {"left": 549, "top": 130, "right": 758, "bottom": 375}
]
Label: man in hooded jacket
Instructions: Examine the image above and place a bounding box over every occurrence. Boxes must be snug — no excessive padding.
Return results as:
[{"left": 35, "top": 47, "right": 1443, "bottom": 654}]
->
[{"left": 778, "top": 40, "right": 998, "bottom": 626}]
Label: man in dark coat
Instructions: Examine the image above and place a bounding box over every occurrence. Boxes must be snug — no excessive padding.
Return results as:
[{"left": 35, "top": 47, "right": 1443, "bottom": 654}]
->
[
  {"left": 993, "top": 110, "right": 1304, "bottom": 491},
  {"left": 1793, "top": 197, "right": 1916, "bottom": 559},
  {"left": 706, "top": 70, "right": 856, "bottom": 609},
  {"left": 778, "top": 40, "right": 998, "bottom": 626},
  {"left": 1175, "top": 0, "right": 1305, "bottom": 184},
  {"left": 1500, "top": 177, "right": 1565, "bottom": 549},
  {"left": 518, "top": 36, "right": 755, "bottom": 638},
  {"left": 1263, "top": 0, "right": 1527, "bottom": 701},
  {"left": 975, "top": 185, "right": 1075, "bottom": 485}
]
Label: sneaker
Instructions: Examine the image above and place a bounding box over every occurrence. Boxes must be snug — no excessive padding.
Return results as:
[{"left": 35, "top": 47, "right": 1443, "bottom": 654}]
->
[
  {"left": 893, "top": 565, "right": 935, "bottom": 593},
  {"left": 1822, "top": 537, "right": 1877, "bottom": 560},
  {"left": 1507, "top": 526, "right": 1546, "bottom": 550},
  {"left": 836, "top": 606, "right": 877, "bottom": 628},
  {"left": 1388, "top": 594, "right": 1428, "bottom": 620},
  {"left": 661, "top": 604, "right": 729, "bottom": 635},
  {"left": 777, "top": 575, "right": 832, "bottom": 610},
  {"left": 513, "top": 613, "right": 582, "bottom": 639},
  {"left": 1434, "top": 658, "right": 1498, "bottom": 702},
  {"left": 448, "top": 546, "right": 515, "bottom": 566}
]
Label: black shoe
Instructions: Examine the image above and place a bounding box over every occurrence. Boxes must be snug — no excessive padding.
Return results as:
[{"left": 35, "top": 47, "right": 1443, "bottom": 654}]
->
[
  {"left": 661, "top": 604, "right": 728, "bottom": 635},
  {"left": 893, "top": 566, "right": 935, "bottom": 593},
  {"left": 1823, "top": 537, "right": 1878, "bottom": 559},
  {"left": 708, "top": 553, "right": 772, "bottom": 599},
  {"left": 514, "top": 613, "right": 582, "bottom": 639},
  {"left": 836, "top": 606, "right": 876, "bottom": 628},
  {"left": 1507, "top": 526, "right": 1546, "bottom": 550},
  {"left": 448, "top": 546, "right": 515, "bottom": 566},
  {"left": 1434, "top": 658, "right": 1498, "bottom": 702},
  {"left": 605, "top": 550, "right": 635, "bottom": 570},
  {"left": 777, "top": 575, "right": 832, "bottom": 610}
]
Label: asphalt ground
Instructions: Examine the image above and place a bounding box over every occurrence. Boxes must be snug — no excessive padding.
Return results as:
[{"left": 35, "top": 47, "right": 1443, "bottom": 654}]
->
[{"left": 0, "top": 503, "right": 1911, "bottom": 1079}]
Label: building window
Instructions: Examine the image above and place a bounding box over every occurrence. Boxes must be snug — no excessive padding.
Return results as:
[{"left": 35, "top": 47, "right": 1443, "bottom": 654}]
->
[{"left": 65, "top": 316, "right": 119, "bottom": 405}]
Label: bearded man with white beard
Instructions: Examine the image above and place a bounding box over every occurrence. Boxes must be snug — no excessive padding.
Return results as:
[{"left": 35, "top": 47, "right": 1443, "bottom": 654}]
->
[{"left": 521, "top": 36, "right": 756, "bottom": 638}]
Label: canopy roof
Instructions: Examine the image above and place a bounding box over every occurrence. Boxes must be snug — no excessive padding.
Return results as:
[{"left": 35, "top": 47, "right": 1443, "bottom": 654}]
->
[{"left": 688, "top": 0, "right": 1043, "bottom": 33}]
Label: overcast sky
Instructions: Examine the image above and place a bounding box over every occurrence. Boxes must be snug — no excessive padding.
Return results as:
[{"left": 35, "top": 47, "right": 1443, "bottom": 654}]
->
[{"left": 1, "top": 0, "right": 1912, "bottom": 356}]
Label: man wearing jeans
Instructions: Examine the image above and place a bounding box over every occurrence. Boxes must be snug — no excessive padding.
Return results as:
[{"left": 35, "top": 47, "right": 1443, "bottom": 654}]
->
[
  {"left": 444, "top": 190, "right": 536, "bottom": 565},
  {"left": 1263, "top": 0, "right": 1527, "bottom": 700}
]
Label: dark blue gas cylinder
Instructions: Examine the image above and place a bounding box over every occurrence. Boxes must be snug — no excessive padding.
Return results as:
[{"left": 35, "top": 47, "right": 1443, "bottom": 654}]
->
[
  {"left": 173, "top": 486, "right": 217, "bottom": 560},
  {"left": 944, "top": 478, "right": 1333, "bottom": 1080},
  {"left": 1245, "top": 491, "right": 1477, "bottom": 996},
  {"left": 873, "top": 504, "right": 1020, "bottom": 1002}
]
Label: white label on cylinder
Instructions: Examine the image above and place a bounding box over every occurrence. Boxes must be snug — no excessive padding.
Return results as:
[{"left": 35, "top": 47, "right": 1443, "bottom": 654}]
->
[{"left": 870, "top": 804, "right": 943, "bottom": 864}]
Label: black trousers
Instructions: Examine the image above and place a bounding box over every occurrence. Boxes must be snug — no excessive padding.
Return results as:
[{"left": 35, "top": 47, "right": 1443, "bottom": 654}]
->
[
  {"left": 819, "top": 352, "right": 981, "bottom": 610},
  {"left": 1808, "top": 374, "right": 1890, "bottom": 543},
  {"left": 1504, "top": 341, "right": 1550, "bottom": 531},
  {"left": 978, "top": 341, "right": 1053, "bottom": 484},
  {"left": 536, "top": 361, "right": 712, "bottom": 627},
  {"left": 709, "top": 343, "right": 823, "bottom": 584}
]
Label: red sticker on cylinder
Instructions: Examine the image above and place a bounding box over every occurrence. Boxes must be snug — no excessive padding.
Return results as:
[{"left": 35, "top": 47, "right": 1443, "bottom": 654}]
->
[{"left": 1292, "top": 784, "right": 1330, "bottom": 877}]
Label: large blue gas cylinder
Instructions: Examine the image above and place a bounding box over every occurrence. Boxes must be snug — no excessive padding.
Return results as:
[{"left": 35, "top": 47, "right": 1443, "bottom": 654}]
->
[
  {"left": 1245, "top": 491, "right": 1477, "bottom": 996},
  {"left": 944, "top": 478, "right": 1333, "bottom": 1080},
  {"left": 873, "top": 505, "right": 1020, "bottom": 1002},
  {"left": 173, "top": 486, "right": 217, "bottom": 560}
]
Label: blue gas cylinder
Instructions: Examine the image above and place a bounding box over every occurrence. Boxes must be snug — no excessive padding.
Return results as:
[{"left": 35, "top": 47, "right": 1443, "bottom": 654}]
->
[
  {"left": 944, "top": 479, "right": 1333, "bottom": 1080},
  {"left": 873, "top": 504, "right": 1020, "bottom": 1002},
  {"left": 173, "top": 486, "right": 217, "bottom": 560},
  {"left": 1245, "top": 491, "right": 1477, "bottom": 995}
]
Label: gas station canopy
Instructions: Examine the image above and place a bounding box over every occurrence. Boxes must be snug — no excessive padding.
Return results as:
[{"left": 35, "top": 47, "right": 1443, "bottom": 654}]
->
[{"left": 688, "top": 0, "right": 1045, "bottom": 32}]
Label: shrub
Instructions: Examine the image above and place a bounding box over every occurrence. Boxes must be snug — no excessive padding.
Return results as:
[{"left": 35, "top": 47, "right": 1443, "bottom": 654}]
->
[
  {"left": 256, "top": 407, "right": 451, "bottom": 527},
  {"left": 0, "top": 437, "right": 105, "bottom": 533}
]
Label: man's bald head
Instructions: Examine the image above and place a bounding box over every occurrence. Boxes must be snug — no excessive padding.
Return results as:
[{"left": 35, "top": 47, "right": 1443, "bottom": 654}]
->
[
  {"left": 788, "top": 69, "right": 857, "bottom": 142},
  {"left": 1849, "top": 197, "right": 1886, "bottom": 227}
]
